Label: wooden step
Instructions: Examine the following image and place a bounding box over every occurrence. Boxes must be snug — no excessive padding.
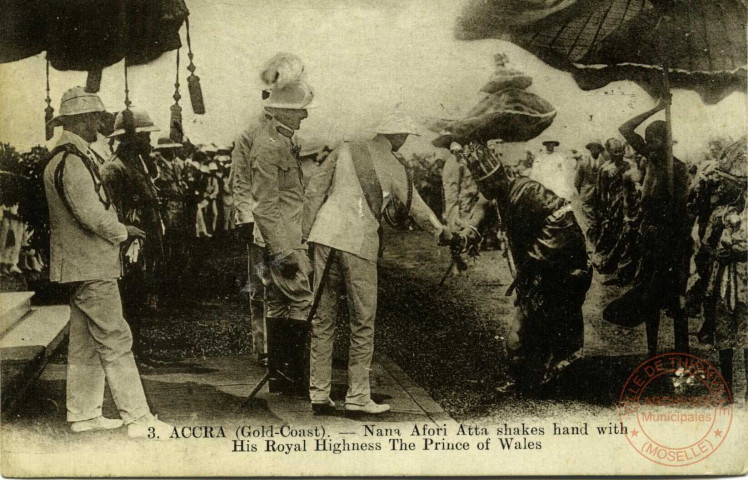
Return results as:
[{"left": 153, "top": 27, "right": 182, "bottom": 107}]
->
[
  {"left": 0, "top": 305, "right": 70, "bottom": 357},
  {"left": 0, "top": 292, "right": 34, "bottom": 338}
]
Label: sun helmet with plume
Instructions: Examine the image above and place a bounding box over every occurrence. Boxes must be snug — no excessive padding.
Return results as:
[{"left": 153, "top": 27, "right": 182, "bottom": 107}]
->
[{"left": 260, "top": 53, "right": 315, "bottom": 109}]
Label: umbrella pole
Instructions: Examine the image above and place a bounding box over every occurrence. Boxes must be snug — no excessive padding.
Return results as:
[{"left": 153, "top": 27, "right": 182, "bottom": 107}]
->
[
  {"left": 657, "top": 15, "right": 674, "bottom": 196},
  {"left": 662, "top": 53, "right": 674, "bottom": 196}
]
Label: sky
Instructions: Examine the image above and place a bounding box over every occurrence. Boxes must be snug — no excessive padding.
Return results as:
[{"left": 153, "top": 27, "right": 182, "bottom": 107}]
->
[{"left": 0, "top": 0, "right": 745, "bottom": 162}]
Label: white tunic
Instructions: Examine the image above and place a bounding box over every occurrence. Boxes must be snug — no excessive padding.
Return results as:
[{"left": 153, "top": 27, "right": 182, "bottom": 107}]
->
[{"left": 528, "top": 150, "right": 576, "bottom": 200}]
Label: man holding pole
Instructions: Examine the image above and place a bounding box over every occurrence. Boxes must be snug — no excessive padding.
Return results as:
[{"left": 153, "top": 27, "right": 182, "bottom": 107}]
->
[{"left": 617, "top": 98, "right": 691, "bottom": 356}]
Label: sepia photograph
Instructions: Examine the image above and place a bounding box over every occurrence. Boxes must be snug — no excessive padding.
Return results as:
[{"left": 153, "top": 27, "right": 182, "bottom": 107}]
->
[{"left": 0, "top": 0, "right": 746, "bottom": 476}]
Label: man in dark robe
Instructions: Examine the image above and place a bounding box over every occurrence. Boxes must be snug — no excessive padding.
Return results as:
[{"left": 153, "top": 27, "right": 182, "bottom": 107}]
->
[{"left": 459, "top": 142, "right": 591, "bottom": 393}]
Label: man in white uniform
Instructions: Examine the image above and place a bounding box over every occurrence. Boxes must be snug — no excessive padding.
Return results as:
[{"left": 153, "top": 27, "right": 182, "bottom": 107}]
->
[
  {"left": 529, "top": 140, "right": 576, "bottom": 200},
  {"left": 44, "top": 87, "right": 171, "bottom": 438},
  {"left": 303, "top": 112, "right": 452, "bottom": 414}
]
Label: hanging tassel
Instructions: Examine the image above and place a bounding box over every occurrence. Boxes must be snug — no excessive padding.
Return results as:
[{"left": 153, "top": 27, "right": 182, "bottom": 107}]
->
[
  {"left": 185, "top": 17, "right": 205, "bottom": 114},
  {"left": 85, "top": 67, "right": 103, "bottom": 93},
  {"left": 170, "top": 49, "right": 184, "bottom": 142},
  {"left": 122, "top": 60, "right": 135, "bottom": 137},
  {"left": 45, "top": 60, "right": 54, "bottom": 140}
]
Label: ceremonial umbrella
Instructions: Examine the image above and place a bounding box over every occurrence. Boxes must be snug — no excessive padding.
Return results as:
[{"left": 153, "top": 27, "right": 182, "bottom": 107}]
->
[
  {"left": 455, "top": 0, "right": 747, "bottom": 193},
  {"left": 455, "top": 0, "right": 747, "bottom": 105},
  {"left": 0, "top": 0, "right": 204, "bottom": 139},
  {"left": 1, "top": 0, "right": 188, "bottom": 74}
]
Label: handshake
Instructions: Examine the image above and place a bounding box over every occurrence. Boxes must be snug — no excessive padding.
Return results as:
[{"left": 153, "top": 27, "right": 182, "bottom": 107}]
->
[{"left": 438, "top": 227, "right": 481, "bottom": 255}]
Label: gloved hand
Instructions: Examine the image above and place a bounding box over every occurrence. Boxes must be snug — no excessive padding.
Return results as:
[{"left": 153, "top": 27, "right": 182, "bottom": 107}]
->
[
  {"left": 438, "top": 228, "right": 467, "bottom": 254},
  {"left": 277, "top": 252, "right": 300, "bottom": 279},
  {"left": 458, "top": 227, "right": 482, "bottom": 256},
  {"left": 237, "top": 223, "right": 255, "bottom": 244},
  {"left": 125, "top": 239, "right": 141, "bottom": 264}
]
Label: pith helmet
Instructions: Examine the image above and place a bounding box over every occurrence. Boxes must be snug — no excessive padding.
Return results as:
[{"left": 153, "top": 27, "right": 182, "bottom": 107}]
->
[
  {"left": 110, "top": 108, "right": 160, "bottom": 137},
  {"left": 375, "top": 111, "right": 422, "bottom": 136},
  {"left": 49, "top": 86, "right": 106, "bottom": 126},
  {"left": 263, "top": 81, "right": 315, "bottom": 110},
  {"left": 449, "top": 142, "right": 463, "bottom": 152}
]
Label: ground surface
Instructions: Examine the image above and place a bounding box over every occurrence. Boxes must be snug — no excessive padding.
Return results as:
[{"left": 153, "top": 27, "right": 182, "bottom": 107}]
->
[
  {"left": 376, "top": 226, "right": 747, "bottom": 421},
  {"left": 4, "top": 226, "right": 746, "bottom": 424}
]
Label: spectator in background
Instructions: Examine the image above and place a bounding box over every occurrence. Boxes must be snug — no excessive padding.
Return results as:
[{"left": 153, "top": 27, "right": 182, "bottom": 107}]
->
[
  {"left": 101, "top": 108, "right": 165, "bottom": 368},
  {"left": 595, "top": 138, "right": 629, "bottom": 273},
  {"left": 153, "top": 136, "right": 189, "bottom": 293},
  {"left": 517, "top": 150, "right": 534, "bottom": 177},
  {"left": 195, "top": 163, "right": 213, "bottom": 238},
  {"left": 442, "top": 141, "right": 483, "bottom": 231},
  {"left": 205, "top": 162, "right": 221, "bottom": 235},
  {"left": 217, "top": 149, "right": 236, "bottom": 235},
  {"left": 575, "top": 142, "right": 604, "bottom": 246},
  {"left": 529, "top": 140, "right": 576, "bottom": 200}
]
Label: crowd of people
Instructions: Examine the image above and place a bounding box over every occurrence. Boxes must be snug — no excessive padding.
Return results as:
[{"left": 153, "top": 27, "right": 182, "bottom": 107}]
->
[
  {"left": 0, "top": 51, "right": 744, "bottom": 438},
  {"left": 441, "top": 101, "right": 746, "bottom": 397}
]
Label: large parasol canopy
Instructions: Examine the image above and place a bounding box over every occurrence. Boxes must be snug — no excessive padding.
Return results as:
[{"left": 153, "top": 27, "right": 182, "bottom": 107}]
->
[
  {"left": 455, "top": 0, "right": 747, "bottom": 105},
  {"left": 0, "top": 0, "right": 189, "bottom": 73},
  {"left": 1, "top": 0, "right": 203, "bottom": 140}
]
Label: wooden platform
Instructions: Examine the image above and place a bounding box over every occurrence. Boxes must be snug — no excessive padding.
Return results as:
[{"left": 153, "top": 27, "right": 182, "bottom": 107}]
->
[{"left": 0, "top": 292, "right": 69, "bottom": 413}]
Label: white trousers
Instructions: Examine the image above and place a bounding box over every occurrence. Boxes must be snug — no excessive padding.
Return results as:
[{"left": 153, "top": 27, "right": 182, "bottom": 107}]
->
[
  {"left": 309, "top": 245, "right": 377, "bottom": 406},
  {"left": 67, "top": 280, "right": 150, "bottom": 423}
]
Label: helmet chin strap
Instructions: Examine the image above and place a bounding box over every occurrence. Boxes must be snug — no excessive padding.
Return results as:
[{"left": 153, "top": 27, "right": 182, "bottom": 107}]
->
[
  {"left": 275, "top": 118, "right": 295, "bottom": 134},
  {"left": 264, "top": 108, "right": 296, "bottom": 137}
]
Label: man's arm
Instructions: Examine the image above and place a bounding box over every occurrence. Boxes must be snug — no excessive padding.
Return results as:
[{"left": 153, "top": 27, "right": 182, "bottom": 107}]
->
[
  {"left": 441, "top": 157, "right": 460, "bottom": 223},
  {"left": 250, "top": 143, "right": 292, "bottom": 256},
  {"left": 573, "top": 158, "right": 584, "bottom": 192},
  {"left": 386, "top": 155, "right": 444, "bottom": 237},
  {"left": 463, "top": 194, "right": 490, "bottom": 230},
  {"left": 64, "top": 156, "right": 128, "bottom": 245},
  {"left": 597, "top": 166, "right": 610, "bottom": 206},
  {"left": 302, "top": 148, "right": 338, "bottom": 239},
  {"left": 230, "top": 130, "right": 254, "bottom": 225},
  {"left": 619, "top": 98, "right": 667, "bottom": 155}
]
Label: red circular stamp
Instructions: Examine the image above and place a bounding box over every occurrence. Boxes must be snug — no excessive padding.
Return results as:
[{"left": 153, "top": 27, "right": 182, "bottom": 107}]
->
[{"left": 618, "top": 353, "right": 733, "bottom": 467}]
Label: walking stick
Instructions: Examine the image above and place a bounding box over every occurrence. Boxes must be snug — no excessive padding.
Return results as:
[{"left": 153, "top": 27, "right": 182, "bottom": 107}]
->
[
  {"left": 438, "top": 258, "right": 456, "bottom": 286},
  {"left": 306, "top": 248, "right": 336, "bottom": 326}
]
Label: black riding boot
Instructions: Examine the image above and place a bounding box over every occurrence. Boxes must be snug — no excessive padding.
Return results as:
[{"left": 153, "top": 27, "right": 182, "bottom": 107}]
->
[{"left": 266, "top": 317, "right": 308, "bottom": 396}]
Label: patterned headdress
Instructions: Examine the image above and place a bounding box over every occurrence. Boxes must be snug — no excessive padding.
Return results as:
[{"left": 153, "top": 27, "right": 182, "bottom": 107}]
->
[{"left": 463, "top": 141, "right": 503, "bottom": 182}]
